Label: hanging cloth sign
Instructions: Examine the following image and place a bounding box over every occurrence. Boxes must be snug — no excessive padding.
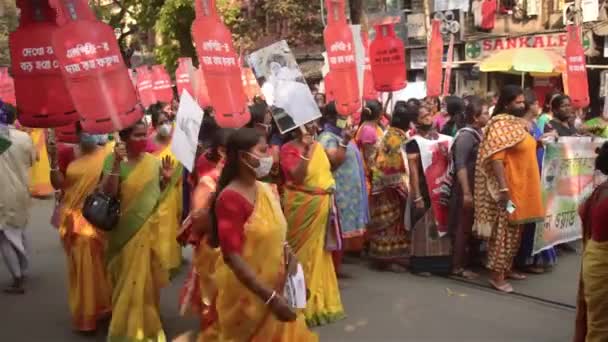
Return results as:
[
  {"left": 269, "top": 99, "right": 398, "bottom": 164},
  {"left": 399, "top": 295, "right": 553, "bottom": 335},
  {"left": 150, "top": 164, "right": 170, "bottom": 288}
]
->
[
  {"left": 323, "top": 0, "right": 360, "bottom": 115},
  {"left": 442, "top": 34, "right": 455, "bottom": 97},
  {"left": 49, "top": 0, "right": 143, "bottom": 133},
  {"left": 135, "top": 66, "right": 157, "bottom": 108},
  {"left": 191, "top": 0, "right": 249, "bottom": 128},
  {"left": 565, "top": 25, "right": 590, "bottom": 109},
  {"left": 10, "top": 0, "right": 78, "bottom": 128},
  {"left": 0, "top": 68, "right": 16, "bottom": 106},
  {"left": 426, "top": 19, "right": 444, "bottom": 98},
  {"left": 151, "top": 64, "right": 174, "bottom": 104},
  {"left": 175, "top": 57, "right": 194, "bottom": 98}
]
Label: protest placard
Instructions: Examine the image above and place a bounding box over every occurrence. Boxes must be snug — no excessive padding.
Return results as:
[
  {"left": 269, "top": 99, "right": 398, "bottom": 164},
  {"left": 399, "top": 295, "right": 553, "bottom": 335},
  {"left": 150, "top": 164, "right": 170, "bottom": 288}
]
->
[
  {"left": 247, "top": 40, "right": 321, "bottom": 134},
  {"left": 171, "top": 90, "right": 204, "bottom": 172}
]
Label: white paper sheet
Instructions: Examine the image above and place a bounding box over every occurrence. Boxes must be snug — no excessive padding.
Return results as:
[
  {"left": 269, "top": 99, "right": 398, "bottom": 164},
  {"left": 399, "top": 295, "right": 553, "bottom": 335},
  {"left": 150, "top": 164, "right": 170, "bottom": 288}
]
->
[
  {"left": 171, "top": 90, "right": 204, "bottom": 172},
  {"left": 284, "top": 263, "right": 307, "bottom": 309}
]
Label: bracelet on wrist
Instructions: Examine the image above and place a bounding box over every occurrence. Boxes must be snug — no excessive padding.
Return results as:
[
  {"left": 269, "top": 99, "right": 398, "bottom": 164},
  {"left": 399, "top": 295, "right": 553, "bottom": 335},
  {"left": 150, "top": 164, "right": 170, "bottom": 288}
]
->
[
  {"left": 414, "top": 196, "right": 424, "bottom": 203},
  {"left": 299, "top": 154, "right": 310, "bottom": 161},
  {"left": 498, "top": 188, "right": 509, "bottom": 193},
  {"left": 339, "top": 142, "right": 348, "bottom": 148},
  {"left": 265, "top": 291, "right": 277, "bottom": 305}
]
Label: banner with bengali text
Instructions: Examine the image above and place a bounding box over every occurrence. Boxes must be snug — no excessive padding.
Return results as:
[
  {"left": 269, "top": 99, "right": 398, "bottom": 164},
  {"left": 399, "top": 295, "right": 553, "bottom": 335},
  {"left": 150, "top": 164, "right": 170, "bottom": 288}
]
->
[{"left": 533, "top": 138, "right": 607, "bottom": 254}]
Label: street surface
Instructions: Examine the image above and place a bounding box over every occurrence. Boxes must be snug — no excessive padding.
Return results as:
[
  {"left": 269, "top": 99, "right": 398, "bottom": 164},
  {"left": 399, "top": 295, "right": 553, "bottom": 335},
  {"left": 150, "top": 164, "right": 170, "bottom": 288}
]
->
[{"left": 1, "top": 199, "right": 577, "bottom": 341}]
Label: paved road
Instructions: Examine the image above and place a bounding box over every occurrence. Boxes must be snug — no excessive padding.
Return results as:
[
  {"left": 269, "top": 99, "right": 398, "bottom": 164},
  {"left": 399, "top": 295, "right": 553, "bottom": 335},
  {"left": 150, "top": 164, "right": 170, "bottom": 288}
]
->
[{"left": 1, "top": 199, "right": 577, "bottom": 341}]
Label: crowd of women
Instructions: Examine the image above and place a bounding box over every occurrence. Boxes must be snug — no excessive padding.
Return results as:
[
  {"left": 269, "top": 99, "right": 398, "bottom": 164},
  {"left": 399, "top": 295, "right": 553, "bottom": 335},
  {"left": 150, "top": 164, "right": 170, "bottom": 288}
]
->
[{"left": 5, "top": 83, "right": 608, "bottom": 341}]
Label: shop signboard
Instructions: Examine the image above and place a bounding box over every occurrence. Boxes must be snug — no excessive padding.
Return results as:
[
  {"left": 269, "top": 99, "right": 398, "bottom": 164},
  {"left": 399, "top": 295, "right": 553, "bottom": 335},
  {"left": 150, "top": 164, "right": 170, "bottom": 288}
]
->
[{"left": 465, "top": 32, "right": 569, "bottom": 61}]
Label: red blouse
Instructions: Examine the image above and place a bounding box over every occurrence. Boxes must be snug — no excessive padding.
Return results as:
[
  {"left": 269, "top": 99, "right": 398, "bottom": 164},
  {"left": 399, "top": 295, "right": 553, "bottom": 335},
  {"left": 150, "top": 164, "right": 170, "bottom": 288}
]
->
[
  {"left": 590, "top": 196, "right": 608, "bottom": 242},
  {"left": 57, "top": 144, "right": 76, "bottom": 174},
  {"left": 215, "top": 189, "right": 253, "bottom": 254},
  {"left": 280, "top": 143, "right": 305, "bottom": 183}
]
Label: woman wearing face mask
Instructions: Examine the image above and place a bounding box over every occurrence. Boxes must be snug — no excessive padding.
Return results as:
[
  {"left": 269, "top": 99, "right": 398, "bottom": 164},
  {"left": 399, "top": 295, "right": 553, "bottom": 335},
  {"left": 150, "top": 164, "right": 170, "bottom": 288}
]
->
[
  {"left": 280, "top": 122, "right": 345, "bottom": 326},
  {"left": 101, "top": 120, "right": 177, "bottom": 342},
  {"left": 147, "top": 109, "right": 184, "bottom": 276},
  {"left": 199, "top": 128, "right": 317, "bottom": 341},
  {"left": 474, "top": 85, "right": 544, "bottom": 293},
  {"left": 544, "top": 94, "right": 577, "bottom": 137},
  {"left": 514, "top": 91, "right": 558, "bottom": 274},
  {"left": 47, "top": 122, "right": 112, "bottom": 332},
  {"left": 318, "top": 102, "right": 368, "bottom": 274},
  {"left": 407, "top": 105, "right": 453, "bottom": 276}
]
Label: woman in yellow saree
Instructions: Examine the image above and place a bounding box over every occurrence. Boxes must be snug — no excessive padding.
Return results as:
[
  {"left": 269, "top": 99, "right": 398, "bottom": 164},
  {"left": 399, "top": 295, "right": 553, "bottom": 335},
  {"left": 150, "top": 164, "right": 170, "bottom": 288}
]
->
[
  {"left": 48, "top": 124, "right": 112, "bottom": 332},
  {"left": 28, "top": 128, "right": 54, "bottom": 198},
  {"left": 574, "top": 142, "right": 608, "bottom": 342},
  {"left": 200, "top": 128, "right": 316, "bottom": 341},
  {"left": 101, "top": 121, "right": 179, "bottom": 342},
  {"left": 148, "top": 109, "right": 183, "bottom": 276},
  {"left": 280, "top": 123, "right": 345, "bottom": 327}
]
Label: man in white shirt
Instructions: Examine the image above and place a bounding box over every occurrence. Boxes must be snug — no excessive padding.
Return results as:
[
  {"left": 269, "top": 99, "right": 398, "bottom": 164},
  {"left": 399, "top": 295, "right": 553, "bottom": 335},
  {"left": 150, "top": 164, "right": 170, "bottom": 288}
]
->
[{"left": 0, "top": 105, "right": 36, "bottom": 294}]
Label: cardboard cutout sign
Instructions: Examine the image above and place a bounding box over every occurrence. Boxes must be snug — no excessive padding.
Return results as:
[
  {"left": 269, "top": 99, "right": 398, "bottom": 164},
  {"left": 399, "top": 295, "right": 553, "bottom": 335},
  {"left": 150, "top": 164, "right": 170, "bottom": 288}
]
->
[
  {"left": 151, "top": 64, "right": 174, "bottom": 104},
  {"left": 426, "top": 19, "right": 444, "bottom": 98},
  {"left": 175, "top": 57, "right": 195, "bottom": 98},
  {"left": 191, "top": 0, "right": 249, "bottom": 128},
  {"left": 135, "top": 66, "right": 157, "bottom": 108},
  {"left": 370, "top": 22, "right": 407, "bottom": 92},
  {"left": 10, "top": 0, "right": 78, "bottom": 128},
  {"left": 49, "top": 0, "right": 142, "bottom": 133},
  {"left": 324, "top": 71, "right": 336, "bottom": 103},
  {"left": 193, "top": 68, "right": 211, "bottom": 107},
  {"left": 0, "top": 68, "right": 16, "bottom": 106},
  {"left": 565, "top": 25, "right": 590, "bottom": 109},
  {"left": 323, "top": 0, "right": 360, "bottom": 115}
]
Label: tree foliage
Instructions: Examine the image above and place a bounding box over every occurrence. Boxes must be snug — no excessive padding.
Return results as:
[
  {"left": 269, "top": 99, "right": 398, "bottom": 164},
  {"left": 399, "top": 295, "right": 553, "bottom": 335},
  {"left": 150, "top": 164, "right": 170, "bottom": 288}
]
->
[
  {"left": 0, "top": 0, "right": 19, "bottom": 66},
  {"left": 93, "top": 0, "right": 324, "bottom": 72}
]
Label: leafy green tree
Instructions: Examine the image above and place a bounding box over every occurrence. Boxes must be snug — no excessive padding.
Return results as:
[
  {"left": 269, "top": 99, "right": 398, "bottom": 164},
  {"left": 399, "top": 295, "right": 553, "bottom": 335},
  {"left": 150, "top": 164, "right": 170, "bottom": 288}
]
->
[{"left": 0, "top": 0, "right": 19, "bottom": 66}]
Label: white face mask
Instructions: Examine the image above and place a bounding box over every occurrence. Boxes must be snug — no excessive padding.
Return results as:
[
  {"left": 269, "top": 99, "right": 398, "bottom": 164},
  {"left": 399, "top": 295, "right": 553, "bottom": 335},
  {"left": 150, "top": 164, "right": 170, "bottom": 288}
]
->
[
  {"left": 158, "top": 123, "right": 171, "bottom": 137},
  {"left": 246, "top": 153, "right": 273, "bottom": 178}
]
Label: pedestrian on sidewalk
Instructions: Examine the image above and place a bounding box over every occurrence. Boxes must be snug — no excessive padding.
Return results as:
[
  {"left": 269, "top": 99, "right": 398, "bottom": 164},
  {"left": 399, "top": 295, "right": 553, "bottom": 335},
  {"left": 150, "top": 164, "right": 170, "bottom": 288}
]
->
[{"left": 0, "top": 104, "right": 36, "bottom": 294}]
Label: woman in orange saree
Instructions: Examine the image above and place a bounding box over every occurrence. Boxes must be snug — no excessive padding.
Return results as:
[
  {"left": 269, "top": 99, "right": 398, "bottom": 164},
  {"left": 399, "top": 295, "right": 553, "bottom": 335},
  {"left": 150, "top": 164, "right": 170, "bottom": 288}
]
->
[
  {"left": 200, "top": 128, "right": 316, "bottom": 341},
  {"left": 48, "top": 124, "right": 112, "bottom": 332},
  {"left": 28, "top": 128, "right": 54, "bottom": 197}
]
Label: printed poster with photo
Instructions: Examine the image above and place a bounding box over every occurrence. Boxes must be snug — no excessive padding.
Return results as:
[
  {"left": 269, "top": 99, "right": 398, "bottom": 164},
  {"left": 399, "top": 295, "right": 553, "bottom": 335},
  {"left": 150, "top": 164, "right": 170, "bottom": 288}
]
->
[
  {"left": 171, "top": 90, "right": 204, "bottom": 172},
  {"left": 246, "top": 40, "right": 321, "bottom": 134}
]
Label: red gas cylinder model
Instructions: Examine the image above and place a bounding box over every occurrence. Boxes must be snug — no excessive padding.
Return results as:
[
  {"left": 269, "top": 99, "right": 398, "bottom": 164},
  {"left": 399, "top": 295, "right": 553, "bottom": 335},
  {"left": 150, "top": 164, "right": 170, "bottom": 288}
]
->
[
  {"left": 323, "top": 0, "right": 360, "bottom": 115},
  {"left": 426, "top": 19, "right": 443, "bottom": 98},
  {"left": 135, "top": 66, "right": 157, "bottom": 108},
  {"left": 565, "top": 25, "right": 589, "bottom": 109},
  {"left": 9, "top": 0, "right": 78, "bottom": 128},
  {"left": 324, "top": 71, "right": 336, "bottom": 104},
  {"left": 151, "top": 64, "right": 174, "bottom": 104},
  {"left": 192, "top": 0, "right": 249, "bottom": 128},
  {"left": 175, "top": 57, "right": 195, "bottom": 98},
  {"left": 49, "top": 0, "right": 143, "bottom": 133},
  {"left": 369, "top": 21, "right": 407, "bottom": 92},
  {"left": 242, "top": 67, "right": 262, "bottom": 103}
]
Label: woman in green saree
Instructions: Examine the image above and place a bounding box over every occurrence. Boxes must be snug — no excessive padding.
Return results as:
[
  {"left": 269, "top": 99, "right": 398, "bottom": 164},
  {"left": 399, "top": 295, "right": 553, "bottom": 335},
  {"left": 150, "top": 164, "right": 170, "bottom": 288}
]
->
[{"left": 101, "top": 121, "right": 179, "bottom": 342}]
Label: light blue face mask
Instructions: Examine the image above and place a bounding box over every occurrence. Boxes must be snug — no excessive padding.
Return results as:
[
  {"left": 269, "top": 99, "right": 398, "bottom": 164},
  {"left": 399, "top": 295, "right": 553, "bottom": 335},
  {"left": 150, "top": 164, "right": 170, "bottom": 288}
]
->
[
  {"left": 80, "top": 133, "right": 107, "bottom": 147},
  {"left": 94, "top": 134, "right": 108, "bottom": 145}
]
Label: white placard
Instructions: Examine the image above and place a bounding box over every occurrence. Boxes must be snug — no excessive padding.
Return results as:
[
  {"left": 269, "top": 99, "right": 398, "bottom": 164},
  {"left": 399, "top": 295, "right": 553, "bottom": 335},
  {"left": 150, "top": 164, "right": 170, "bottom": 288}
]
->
[
  {"left": 434, "top": 0, "right": 469, "bottom": 12},
  {"left": 247, "top": 41, "right": 321, "bottom": 134},
  {"left": 171, "top": 90, "right": 203, "bottom": 172},
  {"left": 582, "top": 0, "right": 599, "bottom": 22},
  {"left": 283, "top": 263, "right": 307, "bottom": 309},
  {"left": 406, "top": 13, "right": 427, "bottom": 38}
]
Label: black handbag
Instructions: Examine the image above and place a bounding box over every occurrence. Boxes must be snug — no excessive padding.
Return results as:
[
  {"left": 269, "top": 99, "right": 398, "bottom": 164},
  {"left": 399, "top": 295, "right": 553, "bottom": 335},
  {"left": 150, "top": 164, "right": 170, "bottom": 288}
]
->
[{"left": 82, "top": 192, "right": 120, "bottom": 231}]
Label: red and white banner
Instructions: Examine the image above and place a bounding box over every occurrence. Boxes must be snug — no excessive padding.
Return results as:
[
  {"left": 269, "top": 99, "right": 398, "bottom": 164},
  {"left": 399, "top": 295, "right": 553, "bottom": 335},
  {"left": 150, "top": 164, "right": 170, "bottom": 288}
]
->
[
  {"left": 151, "top": 64, "right": 174, "bottom": 104},
  {"left": 564, "top": 25, "right": 589, "bottom": 109},
  {"left": 136, "top": 66, "right": 157, "bottom": 108},
  {"left": 175, "top": 57, "right": 194, "bottom": 98}
]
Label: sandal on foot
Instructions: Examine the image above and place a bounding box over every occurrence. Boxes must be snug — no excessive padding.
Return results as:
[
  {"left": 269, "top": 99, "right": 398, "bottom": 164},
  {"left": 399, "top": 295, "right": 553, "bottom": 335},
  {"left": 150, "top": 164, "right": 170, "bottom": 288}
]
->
[
  {"left": 507, "top": 272, "right": 527, "bottom": 281},
  {"left": 489, "top": 280, "right": 513, "bottom": 293},
  {"left": 452, "top": 269, "right": 479, "bottom": 280}
]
